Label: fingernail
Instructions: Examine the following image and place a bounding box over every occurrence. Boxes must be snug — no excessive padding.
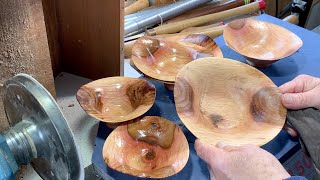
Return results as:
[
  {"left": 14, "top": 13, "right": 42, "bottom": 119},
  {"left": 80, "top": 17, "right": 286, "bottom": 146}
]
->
[
  {"left": 216, "top": 142, "right": 226, "bottom": 149},
  {"left": 282, "top": 94, "right": 293, "bottom": 104}
]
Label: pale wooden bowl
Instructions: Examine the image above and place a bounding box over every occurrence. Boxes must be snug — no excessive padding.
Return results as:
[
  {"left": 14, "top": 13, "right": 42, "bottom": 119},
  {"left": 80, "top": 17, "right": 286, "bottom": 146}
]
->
[
  {"left": 103, "top": 116, "right": 189, "bottom": 178},
  {"left": 223, "top": 18, "right": 303, "bottom": 68},
  {"left": 174, "top": 57, "right": 287, "bottom": 146},
  {"left": 131, "top": 34, "right": 223, "bottom": 83},
  {"left": 76, "top": 77, "right": 156, "bottom": 123}
]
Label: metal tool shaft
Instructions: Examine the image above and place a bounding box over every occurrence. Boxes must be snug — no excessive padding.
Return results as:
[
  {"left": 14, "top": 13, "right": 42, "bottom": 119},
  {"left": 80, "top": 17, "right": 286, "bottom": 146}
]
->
[{"left": 124, "top": 0, "right": 211, "bottom": 35}]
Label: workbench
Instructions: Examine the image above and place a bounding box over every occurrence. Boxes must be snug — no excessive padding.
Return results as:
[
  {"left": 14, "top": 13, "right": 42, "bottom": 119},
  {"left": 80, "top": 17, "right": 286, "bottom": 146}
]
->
[{"left": 91, "top": 14, "right": 320, "bottom": 179}]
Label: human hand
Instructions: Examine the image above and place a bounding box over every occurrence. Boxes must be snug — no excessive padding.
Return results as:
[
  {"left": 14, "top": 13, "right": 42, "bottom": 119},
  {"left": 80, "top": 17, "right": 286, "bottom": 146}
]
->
[
  {"left": 195, "top": 140, "right": 290, "bottom": 180},
  {"left": 279, "top": 74, "right": 320, "bottom": 110}
]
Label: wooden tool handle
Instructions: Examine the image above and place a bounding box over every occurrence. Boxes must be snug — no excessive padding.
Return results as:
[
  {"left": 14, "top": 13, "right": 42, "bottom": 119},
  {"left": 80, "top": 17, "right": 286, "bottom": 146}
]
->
[
  {"left": 283, "top": 14, "right": 299, "bottom": 25},
  {"left": 179, "top": 25, "right": 226, "bottom": 39},
  {"left": 180, "top": 22, "right": 224, "bottom": 33},
  {"left": 147, "top": 1, "right": 265, "bottom": 35},
  {"left": 151, "top": 0, "right": 175, "bottom": 6},
  {"left": 125, "top": 0, "right": 150, "bottom": 15}
]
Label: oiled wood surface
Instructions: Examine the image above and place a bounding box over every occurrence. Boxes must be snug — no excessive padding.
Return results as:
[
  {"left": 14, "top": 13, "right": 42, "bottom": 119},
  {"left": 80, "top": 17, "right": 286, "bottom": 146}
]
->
[
  {"left": 174, "top": 58, "right": 287, "bottom": 146},
  {"left": 132, "top": 34, "right": 223, "bottom": 82},
  {"left": 77, "top": 77, "right": 155, "bottom": 123},
  {"left": 223, "top": 18, "right": 303, "bottom": 63},
  {"left": 103, "top": 116, "right": 189, "bottom": 178}
]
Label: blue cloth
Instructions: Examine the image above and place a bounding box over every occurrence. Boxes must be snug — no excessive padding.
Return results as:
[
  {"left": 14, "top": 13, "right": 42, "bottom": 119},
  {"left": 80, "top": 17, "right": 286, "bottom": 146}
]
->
[{"left": 285, "top": 176, "right": 308, "bottom": 180}]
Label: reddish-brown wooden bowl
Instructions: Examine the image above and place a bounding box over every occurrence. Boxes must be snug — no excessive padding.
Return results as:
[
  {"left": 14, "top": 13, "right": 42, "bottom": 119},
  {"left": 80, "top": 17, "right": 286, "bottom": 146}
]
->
[
  {"left": 103, "top": 116, "right": 189, "bottom": 178},
  {"left": 76, "top": 77, "right": 156, "bottom": 123},
  {"left": 131, "top": 34, "right": 223, "bottom": 82}
]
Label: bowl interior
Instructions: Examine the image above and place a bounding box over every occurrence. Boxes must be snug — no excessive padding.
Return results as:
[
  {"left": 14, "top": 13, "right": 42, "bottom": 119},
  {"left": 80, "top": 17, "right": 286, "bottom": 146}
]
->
[
  {"left": 76, "top": 77, "right": 155, "bottom": 123},
  {"left": 131, "top": 34, "right": 223, "bottom": 82},
  {"left": 102, "top": 116, "right": 189, "bottom": 178},
  {"left": 223, "top": 18, "right": 303, "bottom": 61},
  {"left": 174, "top": 58, "right": 287, "bottom": 146}
]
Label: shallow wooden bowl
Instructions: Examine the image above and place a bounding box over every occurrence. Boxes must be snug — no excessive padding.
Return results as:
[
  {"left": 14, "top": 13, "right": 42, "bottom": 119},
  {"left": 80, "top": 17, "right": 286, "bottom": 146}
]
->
[
  {"left": 223, "top": 18, "right": 303, "bottom": 68},
  {"left": 131, "top": 34, "right": 223, "bottom": 82},
  {"left": 76, "top": 77, "right": 156, "bottom": 123},
  {"left": 130, "top": 59, "right": 175, "bottom": 91},
  {"left": 174, "top": 57, "right": 287, "bottom": 146},
  {"left": 103, "top": 116, "right": 189, "bottom": 178}
]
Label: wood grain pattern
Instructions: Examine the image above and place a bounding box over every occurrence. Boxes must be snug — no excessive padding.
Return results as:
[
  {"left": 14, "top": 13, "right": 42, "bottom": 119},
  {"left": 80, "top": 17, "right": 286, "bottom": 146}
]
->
[
  {"left": 174, "top": 57, "right": 287, "bottom": 146},
  {"left": 131, "top": 34, "right": 223, "bottom": 82},
  {"left": 124, "top": 26, "right": 225, "bottom": 58},
  {"left": 0, "top": 0, "right": 55, "bottom": 131},
  {"left": 223, "top": 18, "right": 303, "bottom": 67},
  {"left": 76, "top": 77, "right": 155, "bottom": 123},
  {"left": 55, "top": 0, "right": 124, "bottom": 79},
  {"left": 103, "top": 116, "right": 189, "bottom": 178},
  {"left": 42, "top": 0, "right": 61, "bottom": 77}
]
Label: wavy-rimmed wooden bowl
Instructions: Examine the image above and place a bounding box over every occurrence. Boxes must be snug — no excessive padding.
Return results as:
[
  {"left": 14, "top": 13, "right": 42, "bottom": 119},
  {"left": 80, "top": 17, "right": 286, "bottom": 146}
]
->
[
  {"left": 103, "top": 116, "right": 189, "bottom": 178},
  {"left": 223, "top": 18, "right": 303, "bottom": 68},
  {"left": 131, "top": 34, "right": 223, "bottom": 82},
  {"left": 174, "top": 57, "right": 287, "bottom": 146},
  {"left": 76, "top": 77, "right": 156, "bottom": 123}
]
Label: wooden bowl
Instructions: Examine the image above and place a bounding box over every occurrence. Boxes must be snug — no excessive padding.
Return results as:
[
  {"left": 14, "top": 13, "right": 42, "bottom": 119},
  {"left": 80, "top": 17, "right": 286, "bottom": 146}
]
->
[
  {"left": 76, "top": 77, "right": 156, "bottom": 123},
  {"left": 223, "top": 18, "right": 303, "bottom": 68},
  {"left": 131, "top": 34, "right": 223, "bottom": 82},
  {"left": 103, "top": 116, "right": 189, "bottom": 178},
  {"left": 174, "top": 57, "right": 287, "bottom": 146},
  {"left": 129, "top": 59, "right": 175, "bottom": 91}
]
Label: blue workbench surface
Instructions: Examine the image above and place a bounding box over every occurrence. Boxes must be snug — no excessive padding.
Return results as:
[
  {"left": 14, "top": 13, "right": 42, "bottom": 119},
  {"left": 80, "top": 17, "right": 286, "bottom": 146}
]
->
[{"left": 92, "top": 14, "right": 320, "bottom": 180}]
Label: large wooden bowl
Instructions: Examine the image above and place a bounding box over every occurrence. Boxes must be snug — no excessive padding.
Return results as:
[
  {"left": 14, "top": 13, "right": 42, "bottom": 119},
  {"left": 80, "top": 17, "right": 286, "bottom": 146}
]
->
[
  {"left": 103, "top": 116, "right": 189, "bottom": 178},
  {"left": 131, "top": 34, "right": 223, "bottom": 82},
  {"left": 174, "top": 58, "right": 287, "bottom": 146},
  {"left": 223, "top": 18, "right": 303, "bottom": 68},
  {"left": 76, "top": 77, "right": 156, "bottom": 123}
]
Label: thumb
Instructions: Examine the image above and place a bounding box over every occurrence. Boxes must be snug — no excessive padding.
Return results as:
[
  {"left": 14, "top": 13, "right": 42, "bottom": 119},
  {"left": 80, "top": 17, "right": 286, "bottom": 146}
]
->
[
  {"left": 282, "top": 91, "right": 317, "bottom": 110},
  {"left": 195, "top": 139, "right": 221, "bottom": 165}
]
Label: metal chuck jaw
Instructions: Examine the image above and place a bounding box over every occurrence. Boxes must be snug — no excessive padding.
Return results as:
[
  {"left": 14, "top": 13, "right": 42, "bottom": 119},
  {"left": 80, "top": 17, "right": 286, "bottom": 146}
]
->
[{"left": 0, "top": 74, "right": 83, "bottom": 180}]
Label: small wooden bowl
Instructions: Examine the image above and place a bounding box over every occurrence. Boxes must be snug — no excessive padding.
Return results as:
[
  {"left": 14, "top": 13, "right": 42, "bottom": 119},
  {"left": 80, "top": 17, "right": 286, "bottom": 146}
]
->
[
  {"left": 174, "top": 57, "right": 287, "bottom": 146},
  {"left": 103, "top": 116, "right": 189, "bottom": 178},
  {"left": 131, "top": 34, "right": 223, "bottom": 82},
  {"left": 223, "top": 18, "right": 303, "bottom": 68},
  {"left": 76, "top": 77, "right": 156, "bottom": 123}
]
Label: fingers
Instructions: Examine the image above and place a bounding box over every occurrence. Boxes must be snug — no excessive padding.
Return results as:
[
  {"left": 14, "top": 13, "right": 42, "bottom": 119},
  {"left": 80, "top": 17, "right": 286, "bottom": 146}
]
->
[
  {"left": 281, "top": 87, "right": 320, "bottom": 109},
  {"left": 279, "top": 74, "right": 320, "bottom": 94},
  {"left": 195, "top": 139, "right": 220, "bottom": 165},
  {"left": 283, "top": 124, "right": 299, "bottom": 137},
  {"left": 216, "top": 142, "right": 241, "bottom": 152},
  {"left": 287, "top": 127, "right": 299, "bottom": 137},
  {"left": 279, "top": 77, "right": 304, "bottom": 94}
]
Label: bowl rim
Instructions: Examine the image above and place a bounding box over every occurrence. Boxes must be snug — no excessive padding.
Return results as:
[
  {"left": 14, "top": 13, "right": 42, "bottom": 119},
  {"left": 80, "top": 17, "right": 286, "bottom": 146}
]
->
[
  {"left": 131, "top": 35, "right": 223, "bottom": 82},
  {"left": 223, "top": 18, "right": 303, "bottom": 61},
  {"left": 76, "top": 76, "right": 156, "bottom": 123},
  {"left": 174, "top": 57, "right": 287, "bottom": 146}
]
